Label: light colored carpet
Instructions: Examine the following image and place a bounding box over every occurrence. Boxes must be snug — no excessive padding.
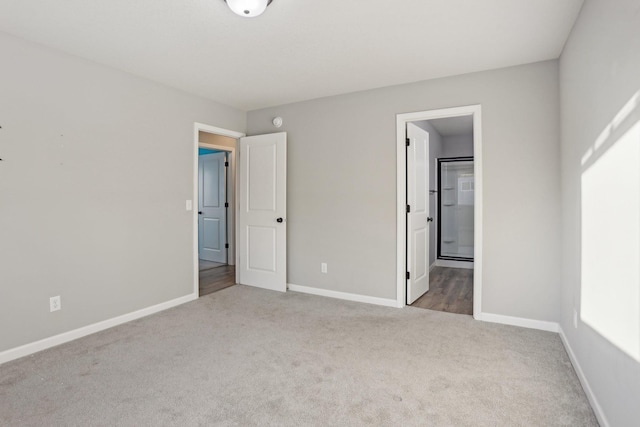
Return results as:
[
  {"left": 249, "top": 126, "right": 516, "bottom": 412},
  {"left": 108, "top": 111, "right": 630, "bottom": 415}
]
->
[{"left": 1, "top": 286, "right": 597, "bottom": 426}]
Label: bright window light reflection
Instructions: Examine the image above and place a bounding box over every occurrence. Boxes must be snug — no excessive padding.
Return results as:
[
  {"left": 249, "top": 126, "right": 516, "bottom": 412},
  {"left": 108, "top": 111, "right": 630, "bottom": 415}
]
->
[{"left": 581, "top": 120, "right": 640, "bottom": 361}]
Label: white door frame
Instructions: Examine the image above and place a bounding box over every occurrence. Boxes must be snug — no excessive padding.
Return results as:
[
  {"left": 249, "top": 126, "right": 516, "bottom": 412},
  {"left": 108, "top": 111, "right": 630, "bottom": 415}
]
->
[
  {"left": 396, "top": 105, "right": 483, "bottom": 319},
  {"left": 193, "top": 123, "right": 245, "bottom": 296}
]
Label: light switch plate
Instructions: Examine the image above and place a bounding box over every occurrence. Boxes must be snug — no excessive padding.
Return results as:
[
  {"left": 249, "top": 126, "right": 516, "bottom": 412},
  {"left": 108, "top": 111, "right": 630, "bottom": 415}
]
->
[{"left": 186, "top": 200, "right": 193, "bottom": 211}]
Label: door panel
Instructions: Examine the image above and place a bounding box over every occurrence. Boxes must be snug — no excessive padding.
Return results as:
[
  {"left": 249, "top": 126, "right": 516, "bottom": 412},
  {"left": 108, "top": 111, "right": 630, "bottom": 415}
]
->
[
  {"left": 407, "top": 123, "right": 430, "bottom": 304},
  {"left": 202, "top": 218, "right": 221, "bottom": 250},
  {"left": 198, "top": 152, "right": 227, "bottom": 263},
  {"left": 414, "top": 228, "right": 427, "bottom": 280},
  {"left": 247, "top": 226, "right": 276, "bottom": 271},
  {"left": 248, "top": 144, "right": 277, "bottom": 211},
  {"left": 239, "top": 132, "right": 287, "bottom": 292}
]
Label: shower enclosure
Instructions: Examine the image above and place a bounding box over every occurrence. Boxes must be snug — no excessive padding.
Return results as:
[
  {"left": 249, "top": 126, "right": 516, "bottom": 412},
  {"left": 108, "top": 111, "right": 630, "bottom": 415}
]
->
[{"left": 437, "top": 157, "right": 474, "bottom": 261}]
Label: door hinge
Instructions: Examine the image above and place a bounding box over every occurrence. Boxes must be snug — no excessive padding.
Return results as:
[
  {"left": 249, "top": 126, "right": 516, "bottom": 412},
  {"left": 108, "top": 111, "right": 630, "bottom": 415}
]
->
[
  {"left": 225, "top": 202, "right": 229, "bottom": 208},
  {"left": 406, "top": 272, "right": 410, "bottom": 280},
  {"left": 224, "top": 161, "right": 229, "bottom": 167},
  {"left": 225, "top": 243, "right": 229, "bottom": 249},
  {"left": 406, "top": 137, "right": 410, "bottom": 147},
  {"left": 406, "top": 204, "right": 411, "bottom": 213}
]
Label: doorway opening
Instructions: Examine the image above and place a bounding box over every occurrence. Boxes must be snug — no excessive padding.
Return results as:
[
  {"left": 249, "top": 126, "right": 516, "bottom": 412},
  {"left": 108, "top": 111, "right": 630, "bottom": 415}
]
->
[
  {"left": 396, "top": 105, "right": 483, "bottom": 319},
  {"left": 198, "top": 148, "right": 229, "bottom": 269},
  {"left": 193, "top": 123, "right": 244, "bottom": 297}
]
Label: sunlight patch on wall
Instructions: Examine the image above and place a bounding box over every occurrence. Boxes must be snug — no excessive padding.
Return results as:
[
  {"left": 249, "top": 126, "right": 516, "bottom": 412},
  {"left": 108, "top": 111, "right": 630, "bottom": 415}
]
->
[
  {"left": 582, "top": 92, "right": 640, "bottom": 166},
  {"left": 581, "top": 120, "right": 640, "bottom": 361}
]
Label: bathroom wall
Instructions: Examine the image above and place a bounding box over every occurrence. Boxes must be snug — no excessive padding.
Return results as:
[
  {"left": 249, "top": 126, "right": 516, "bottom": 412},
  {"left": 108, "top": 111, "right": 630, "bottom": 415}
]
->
[{"left": 442, "top": 134, "right": 474, "bottom": 158}]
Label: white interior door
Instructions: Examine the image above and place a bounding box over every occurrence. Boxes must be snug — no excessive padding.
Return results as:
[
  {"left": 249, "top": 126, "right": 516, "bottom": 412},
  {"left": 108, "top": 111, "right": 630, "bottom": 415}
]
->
[
  {"left": 198, "top": 152, "right": 227, "bottom": 263},
  {"left": 239, "top": 132, "right": 287, "bottom": 292},
  {"left": 407, "top": 123, "right": 430, "bottom": 304}
]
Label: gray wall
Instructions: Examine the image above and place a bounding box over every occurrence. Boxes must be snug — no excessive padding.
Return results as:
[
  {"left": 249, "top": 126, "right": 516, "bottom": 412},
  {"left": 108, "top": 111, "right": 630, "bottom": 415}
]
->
[
  {"left": 560, "top": 0, "right": 640, "bottom": 425},
  {"left": 247, "top": 60, "right": 561, "bottom": 321},
  {"left": 413, "top": 121, "right": 443, "bottom": 268},
  {"left": 441, "top": 134, "right": 474, "bottom": 158},
  {"left": 0, "top": 33, "right": 245, "bottom": 352}
]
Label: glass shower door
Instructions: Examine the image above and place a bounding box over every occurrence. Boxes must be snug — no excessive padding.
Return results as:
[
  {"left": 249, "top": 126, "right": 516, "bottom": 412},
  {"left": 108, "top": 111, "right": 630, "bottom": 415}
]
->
[{"left": 438, "top": 157, "right": 474, "bottom": 261}]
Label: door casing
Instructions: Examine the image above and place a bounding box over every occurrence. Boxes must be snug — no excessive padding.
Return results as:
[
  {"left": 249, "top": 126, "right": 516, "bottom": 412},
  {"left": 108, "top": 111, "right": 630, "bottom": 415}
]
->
[
  {"left": 193, "top": 123, "right": 244, "bottom": 296},
  {"left": 396, "top": 105, "right": 483, "bottom": 318}
]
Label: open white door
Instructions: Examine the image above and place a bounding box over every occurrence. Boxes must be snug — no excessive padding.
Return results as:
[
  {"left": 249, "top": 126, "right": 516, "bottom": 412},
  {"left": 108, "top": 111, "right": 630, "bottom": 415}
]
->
[
  {"left": 198, "top": 152, "right": 227, "bottom": 263},
  {"left": 407, "top": 123, "right": 430, "bottom": 304},
  {"left": 239, "top": 132, "right": 287, "bottom": 292}
]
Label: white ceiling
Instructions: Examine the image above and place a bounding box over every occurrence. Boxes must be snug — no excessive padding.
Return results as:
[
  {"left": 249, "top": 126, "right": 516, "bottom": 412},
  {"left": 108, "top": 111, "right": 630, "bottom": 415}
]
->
[
  {"left": 0, "top": 0, "right": 584, "bottom": 111},
  {"left": 425, "top": 116, "right": 474, "bottom": 137}
]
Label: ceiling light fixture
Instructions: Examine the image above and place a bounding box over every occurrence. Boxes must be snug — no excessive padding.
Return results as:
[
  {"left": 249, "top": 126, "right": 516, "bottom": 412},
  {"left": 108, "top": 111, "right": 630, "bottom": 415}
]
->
[{"left": 224, "top": 0, "right": 273, "bottom": 18}]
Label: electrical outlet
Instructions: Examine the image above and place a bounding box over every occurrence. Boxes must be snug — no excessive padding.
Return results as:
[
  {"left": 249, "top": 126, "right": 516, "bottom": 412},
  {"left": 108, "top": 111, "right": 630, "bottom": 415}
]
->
[
  {"left": 321, "top": 263, "right": 327, "bottom": 274},
  {"left": 50, "top": 296, "right": 61, "bottom": 312},
  {"left": 573, "top": 308, "right": 578, "bottom": 329}
]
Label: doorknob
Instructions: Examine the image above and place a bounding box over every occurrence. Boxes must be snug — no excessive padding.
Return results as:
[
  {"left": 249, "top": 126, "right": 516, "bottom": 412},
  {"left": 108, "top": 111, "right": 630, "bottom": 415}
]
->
[
  {"left": 198, "top": 211, "right": 203, "bottom": 215},
  {"left": 276, "top": 217, "right": 284, "bottom": 223},
  {"left": 427, "top": 217, "right": 433, "bottom": 222}
]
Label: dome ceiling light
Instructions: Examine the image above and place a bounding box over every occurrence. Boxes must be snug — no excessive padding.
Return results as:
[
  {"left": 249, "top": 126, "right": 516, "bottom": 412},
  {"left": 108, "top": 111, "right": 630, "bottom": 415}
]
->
[{"left": 224, "top": 0, "right": 273, "bottom": 18}]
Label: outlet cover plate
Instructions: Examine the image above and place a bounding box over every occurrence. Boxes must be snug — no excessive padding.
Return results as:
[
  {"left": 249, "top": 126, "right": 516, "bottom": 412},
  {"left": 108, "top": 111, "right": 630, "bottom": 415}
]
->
[{"left": 50, "top": 296, "right": 61, "bottom": 312}]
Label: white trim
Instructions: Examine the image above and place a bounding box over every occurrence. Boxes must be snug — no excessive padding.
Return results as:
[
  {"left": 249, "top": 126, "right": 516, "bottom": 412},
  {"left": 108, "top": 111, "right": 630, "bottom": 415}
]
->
[
  {"left": 194, "top": 123, "right": 245, "bottom": 140},
  {"left": 479, "top": 312, "right": 559, "bottom": 333},
  {"left": 193, "top": 123, "right": 245, "bottom": 295},
  {"left": 435, "top": 259, "right": 474, "bottom": 269},
  {"left": 396, "top": 105, "right": 483, "bottom": 315},
  {"left": 429, "top": 262, "right": 437, "bottom": 272},
  {"left": 559, "top": 327, "right": 611, "bottom": 427},
  {"left": 0, "top": 293, "right": 197, "bottom": 365},
  {"left": 288, "top": 284, "right": 397, "bottom": 308}
]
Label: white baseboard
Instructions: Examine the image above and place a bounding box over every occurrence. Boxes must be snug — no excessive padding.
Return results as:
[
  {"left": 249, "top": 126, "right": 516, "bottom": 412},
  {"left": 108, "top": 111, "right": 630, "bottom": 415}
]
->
[
  {"left": 435, "top": 259, "right": 474, "bottom": 269},
  {"left": 288, "top": 284, "right": 397, "bottom": 308},
  {"left": 479, "top": 312, "right": 559, "bottom": 333},
  {"left": 429, "top": 262, "right": 437, "bottom": 272},
  {"left": 0, "top": 293, "right": 198, "bottom": 365},
  {"left": 559, "top": 327, "right": 610, "bottom": 427}
]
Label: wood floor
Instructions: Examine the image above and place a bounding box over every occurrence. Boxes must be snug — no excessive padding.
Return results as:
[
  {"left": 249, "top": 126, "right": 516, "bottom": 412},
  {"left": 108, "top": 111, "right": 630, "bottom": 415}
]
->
[
  {"left": 410, "top": 266, "right": 473, "bottom": 315},
  {"left": 199, "top": 259, "right": 226, "bottom": 271},
  {"left": 199, "top": 265, "right": 236, "bottom": 297}
]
